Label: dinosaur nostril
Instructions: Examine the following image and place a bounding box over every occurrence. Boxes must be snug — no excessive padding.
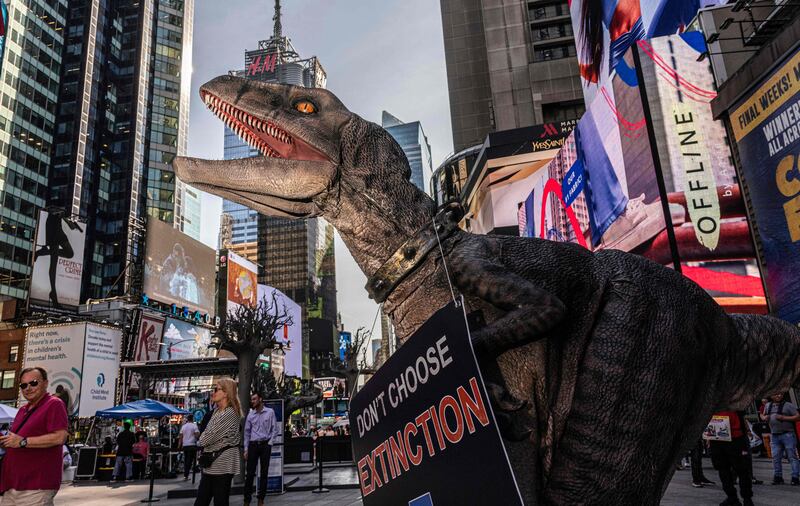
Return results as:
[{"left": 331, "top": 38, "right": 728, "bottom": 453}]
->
[{"left": 403, "top": 247, "right": 417, "bottom": 260}]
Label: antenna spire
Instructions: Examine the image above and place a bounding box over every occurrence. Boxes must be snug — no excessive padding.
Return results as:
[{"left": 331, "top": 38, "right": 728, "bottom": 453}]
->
[{"left": 273, "top": 0, "right": 282, "bottom": 39}]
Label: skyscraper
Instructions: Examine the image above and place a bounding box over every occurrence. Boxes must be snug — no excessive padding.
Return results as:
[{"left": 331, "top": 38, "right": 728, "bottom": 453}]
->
[
  {"left": 0, "top": 0, "right": 68, "bottom": 301},
  {"left": 381, "top": 111, "right": 433, "bottom": 195},
  {"left": 47, "top": 0, "right": 195, "bottom": 301},
  {"left": 440, "top": 0, "right": 584, "bottom": 152},
  {"left": 221, "top": 1, "right": 334, "bottom": 379}
]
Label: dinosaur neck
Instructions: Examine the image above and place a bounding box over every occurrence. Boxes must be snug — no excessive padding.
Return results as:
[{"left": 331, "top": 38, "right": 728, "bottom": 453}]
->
[{"left": 323, "top": 118, "right": 438, "bottom": 283}]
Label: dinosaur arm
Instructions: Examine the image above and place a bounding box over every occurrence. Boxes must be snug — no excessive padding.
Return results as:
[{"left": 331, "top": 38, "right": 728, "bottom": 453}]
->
[{"left": 450, "top": 256, "right": 566, "bottom": 356}]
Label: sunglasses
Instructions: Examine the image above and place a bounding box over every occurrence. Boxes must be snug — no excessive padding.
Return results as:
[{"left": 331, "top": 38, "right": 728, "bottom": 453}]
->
[
  {"left": 212, "top": 386, "right": 221, "bottom": 392},
  {"left": 18, "top": 380, "right": 39, "bottom": 390}
]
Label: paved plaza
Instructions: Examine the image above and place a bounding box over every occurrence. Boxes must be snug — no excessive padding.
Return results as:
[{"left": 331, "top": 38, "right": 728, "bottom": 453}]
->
[{"left": 38, "top": 456, "right": 800, "bottom": 505}]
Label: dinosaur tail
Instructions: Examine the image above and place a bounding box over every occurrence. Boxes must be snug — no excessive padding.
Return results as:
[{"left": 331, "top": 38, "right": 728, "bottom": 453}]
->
[{"left": 722, "top": 314, "right": 800, "bottom": 409}]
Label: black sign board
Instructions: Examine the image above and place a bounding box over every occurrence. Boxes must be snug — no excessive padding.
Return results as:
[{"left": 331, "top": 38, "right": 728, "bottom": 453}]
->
[{"left": 349, "top": 299, "right": 523, "bottom": 505}]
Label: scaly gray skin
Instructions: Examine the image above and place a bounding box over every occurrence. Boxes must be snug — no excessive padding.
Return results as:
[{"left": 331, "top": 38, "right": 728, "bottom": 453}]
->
[{"left": 174, "top": 76, "right": 800, "bottom": 505}]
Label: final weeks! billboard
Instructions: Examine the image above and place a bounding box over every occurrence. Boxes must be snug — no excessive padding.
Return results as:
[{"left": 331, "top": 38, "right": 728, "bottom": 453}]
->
[
  {"left": 729, "top": 48, "right": 800, "bottom": 324},
  {"left": 30, "top": 209, "right": 87, "bottom": 309},
  {"left": 143, "top": 218, "right": 216, "bottom": 317},
  {"left": 258, "top": 284, "right": 302, "bottom": 378},
  {"left": 349, "top": 299, "right": 522, "bottom": 505}
]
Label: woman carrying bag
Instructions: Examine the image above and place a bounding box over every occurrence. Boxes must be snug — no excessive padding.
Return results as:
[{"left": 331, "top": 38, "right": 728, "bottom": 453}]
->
[{"left": 195, "top": 378, "right": 242, "bottom": 506}]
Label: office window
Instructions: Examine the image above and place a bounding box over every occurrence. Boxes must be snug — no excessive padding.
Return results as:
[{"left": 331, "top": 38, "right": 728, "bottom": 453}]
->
[
  {"left": 1, "top": 370, "right": 14, "bottom": 389},
  {"left": 8, "top": 345, "right": 18, "bottom": 363}
]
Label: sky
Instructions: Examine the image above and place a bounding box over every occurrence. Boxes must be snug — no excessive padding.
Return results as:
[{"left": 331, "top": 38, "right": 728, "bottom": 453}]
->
[{"left": 187, "top": 0, "right": 453, "bottom": 339}]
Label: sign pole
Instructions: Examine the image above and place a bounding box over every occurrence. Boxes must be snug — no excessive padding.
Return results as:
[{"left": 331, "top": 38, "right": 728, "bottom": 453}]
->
[{"left": 311, "top": 437, "right": 329, "bottom": 494}]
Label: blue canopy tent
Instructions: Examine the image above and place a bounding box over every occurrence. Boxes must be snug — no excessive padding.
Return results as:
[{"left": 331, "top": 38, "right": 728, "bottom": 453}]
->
[
  {"left": 93, "top": 399, "right": 189, "bottom": 501},
  {"left": 95, "top": 399, "right": 188, "bottom": 419}
]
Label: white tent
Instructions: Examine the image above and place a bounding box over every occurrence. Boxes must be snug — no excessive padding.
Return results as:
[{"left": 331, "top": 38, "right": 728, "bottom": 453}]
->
[{"left": 0, "top": 403, "right": 18, "bottom": 424}]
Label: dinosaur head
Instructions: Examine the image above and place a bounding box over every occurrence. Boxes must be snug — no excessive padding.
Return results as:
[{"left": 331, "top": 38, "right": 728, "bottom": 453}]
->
[{"left": 173, "top": 75, "right": 351, "bottom": 218}]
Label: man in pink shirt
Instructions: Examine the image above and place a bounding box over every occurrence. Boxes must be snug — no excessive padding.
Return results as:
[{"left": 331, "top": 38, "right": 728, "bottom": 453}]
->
[{"left": 0, "top": 367, "right": 68, "bottom": 505}]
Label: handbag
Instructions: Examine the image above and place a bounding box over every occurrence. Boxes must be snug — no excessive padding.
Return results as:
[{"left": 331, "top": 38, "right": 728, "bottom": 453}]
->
[{"left": 198, "top": 445, "right": 237, "bottom": 468}]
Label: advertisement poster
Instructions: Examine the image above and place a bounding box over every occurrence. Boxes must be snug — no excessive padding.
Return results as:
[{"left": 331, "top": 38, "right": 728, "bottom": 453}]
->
[
  {"left": 703, "top": 415, "right": 732, "bottom": 442},
  {"left": 518, "top": 46, "right": 667, "bottom": 255},
  {"left": 339, "top": 331, "right": 351, "bottom": 362},
  {"left": 264, "top": 399, "right": 284, "bottom": 494},
  {"left": 78, "top": 324, "right": 121, "bottom": 417},
  {"left": 143, "top": 218, "right": 216, "bottom": 316},
  {"left": 729, "top": 48, "right": 800, "bottom": 323},
  {"left": 159, "top": 317, "right": 212, "bottom": 361},
  {"left": 569, "top": 0, "right": 727, "bottom": 106},
  {"left": 22, "top": 324, "right": 87, "bottom": 416},
  {"left": 30, "top": 209, "right": 87, "bottom": 309},
  {"left": 349, "top": 299, "right": 522, "bottom": 505},
  {"left": 258, "top": 284, "right": 302, "bottom": 377},
  {"left": 226, "top": 251, "right": 258, "bottom": 312},
  {"left": 133, "top": 314, "right": 164, "bottom": 362}
]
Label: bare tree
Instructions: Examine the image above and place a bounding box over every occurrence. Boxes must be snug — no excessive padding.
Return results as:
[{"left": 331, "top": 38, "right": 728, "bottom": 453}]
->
[
  {"left": 252, "top": 369, "right": 323, "bottom": 414},
  {"left": 329, "top": 327, "right": 373, "bottom": 398},
  {"left": 213, "top": 291, "right": 292, "bottom": 416}
]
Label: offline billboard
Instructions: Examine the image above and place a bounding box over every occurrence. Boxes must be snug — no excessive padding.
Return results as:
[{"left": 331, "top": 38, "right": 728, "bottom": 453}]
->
[
  {"left": 258, "top": 284, "right": 302, "bottom": 378},
  {"left": 160, "top": 317, "right": 213, "bottom": 361},
  {"left": 569, "top": 0, "right": 727, "bottom": 106},
  {"left": 226, "top": 251, "right": 258, "bottom": 313},
  {"left": 30, "top": 209, "right": 87, "bottom": 309},
  {"left": 729, "top": 47, "right": 800, "bottom": 323},
  {"left": 22, "top": 323, "right": 121, "bottom": 417},
  {"left": 519, "top": 45, "right": 667, "bottom": 254},
  {"left": 143, "top": 218, "right": 216, "bottom": 317},
  {"left": 133, "top": 314, "right": 165, "bottom": 362}
]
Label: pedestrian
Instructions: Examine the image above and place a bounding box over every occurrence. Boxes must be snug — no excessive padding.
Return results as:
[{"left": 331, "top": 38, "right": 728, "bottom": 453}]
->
[
  {"left": 113, "top": 421, "right": 136, "bottom": 482},
  {"left": 195, "top": 378, "right": 241, "bottom": 506},
  {"left": 179, "top": 415, "right": 200, "bottom": 481},
  {"left": 101, "top": 436, "right": 114, "bottom": 454},
  {"left": 132, "top": 433, "right": 150, "bottom": 480},
  {"left": 243, "top": 392, "right": 277, "bottom": 506},
  {"left": 0, "top": 367, "right": 68, "bottom": 505},
  {"left": 708, "top": 410, "right": 754, "bottom": 506},
  {"left": 759, "top": 392, "right": 800, "bottom": 485},
  {"left": 690, "top": 438, "right": 716, "bottom": 487}
]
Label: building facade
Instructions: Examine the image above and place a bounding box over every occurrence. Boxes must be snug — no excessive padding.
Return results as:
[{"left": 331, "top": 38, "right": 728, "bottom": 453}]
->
[
  {"left": 381, "top": 111, "right": 433, "bottom": 194},
  {"left": 440, "top": 0, "right": 584, "bottom": 153},
  {"left": 47, "top": 0, "right": 195, "bottom": 301},
  {"left": 0, "top": 0, "right": 68, "bottom": 301}
]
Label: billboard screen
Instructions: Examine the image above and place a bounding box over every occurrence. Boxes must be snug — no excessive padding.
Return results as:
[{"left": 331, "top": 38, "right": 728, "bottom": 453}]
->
[
  {"left": 133, "top": 314, "right": 165, "bottom": 362},
  {"left": 569, "top": 0, "right": 727, "bottom": 106},
  {"left": 30, "top": 209, "right": 87, "bottom": 309},
  {"left": 258, "top": 284, "right": 302, "bottom": 378},
  {"left": 519, "top": 45, "right": 668, "bottom": 254},
  {"left": 226, "top": 251, "right": 258, "bottom": 313},
  {"left": 143, "top": 218, "right": 216, "bottom": 316},
  {"left": 160, "top": 318, "right": 213, "bottom": 361},
  {"left": 79, "top": 324, "right": 121, "bottom": 417},
  {"left": 729, "top": 48, "right": 800, "bottom": 323},
  {"left": 22, "top": 323, "right": 120, "bottom": 417}
]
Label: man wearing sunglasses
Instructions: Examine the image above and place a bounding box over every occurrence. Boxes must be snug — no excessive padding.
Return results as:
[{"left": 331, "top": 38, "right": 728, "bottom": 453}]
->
[{"left": 0, "top": 367, "right": 68, "bottom": 505}]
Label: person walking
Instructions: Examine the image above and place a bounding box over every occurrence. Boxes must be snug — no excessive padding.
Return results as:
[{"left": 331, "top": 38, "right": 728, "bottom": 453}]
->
[
  {"left": 195, "top": 378, "right": 241, "bottom": 506},
  {"left": 0, "top": 367, "right": 68, "bottom": 505},
  {"left": 709, "top": 410, "right": 754, "bottom": 506},
  {"left": 244, "top": 392, "right": 277, "bottom": 506},
  {"left": 690, "top": 439, "right": 716, "bottom": 487},
  {"left": 759, "top": 392, "right": 800, "bottom": 485},
  {"left": 179, "top": 415, "right": 200, "bottom": 481},
  {"left": 113, "top": 421, "right": 136, "bottom": 482}
]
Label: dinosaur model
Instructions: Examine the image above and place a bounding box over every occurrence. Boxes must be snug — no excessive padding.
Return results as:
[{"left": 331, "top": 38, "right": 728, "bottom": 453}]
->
[{"left": 174, "top": 76, "right": 800, "bottom": 505}]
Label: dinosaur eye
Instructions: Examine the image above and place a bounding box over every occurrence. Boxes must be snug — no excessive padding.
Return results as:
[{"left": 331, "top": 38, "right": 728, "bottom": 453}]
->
[{"left": 294, "top": 100, "right": 316, "bottom": 114}]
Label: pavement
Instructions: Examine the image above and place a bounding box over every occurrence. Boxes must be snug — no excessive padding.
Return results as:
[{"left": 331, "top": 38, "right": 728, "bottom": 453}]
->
[{"left": 40, "top": 456, "right": 800, "bottom": 505}]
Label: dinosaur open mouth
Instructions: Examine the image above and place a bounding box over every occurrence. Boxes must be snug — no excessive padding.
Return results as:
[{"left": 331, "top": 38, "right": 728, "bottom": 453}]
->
[{"left": 202, "top": 91, "right": 328, "bottom": 162}]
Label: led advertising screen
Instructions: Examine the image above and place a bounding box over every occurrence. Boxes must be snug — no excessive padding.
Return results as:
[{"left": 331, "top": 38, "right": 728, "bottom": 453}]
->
[
  {"left": 258, "top": 284, "right": 302, "bottom": 378},
  {"left": 519, "top": 46, "right": 667, "bottom": 254},
  {"left": 30, "top": 209, "right": 87, "bottom": 309},
  {"left": 729, "top": 47, "right": 800, "bottom": 323},
  {"left": 159, "top": 317, "right": 213, "bottom": 361},
  {"left": 143, "top": 218, "right": 216, "bottom": 316},
  {"left": 638, "top": 33, "right": 764, "bottom": 300},
  {"left": 569, "top": 0, "right": 726, "bottom": 107},
  {"left": 226, "top": 250, "right": 258, "bottom": 313}
]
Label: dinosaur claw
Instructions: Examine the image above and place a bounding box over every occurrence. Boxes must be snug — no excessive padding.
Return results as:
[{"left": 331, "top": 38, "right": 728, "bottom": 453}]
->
[{"left": 487, "top": 381, "right": 528, "bottom": 412}]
